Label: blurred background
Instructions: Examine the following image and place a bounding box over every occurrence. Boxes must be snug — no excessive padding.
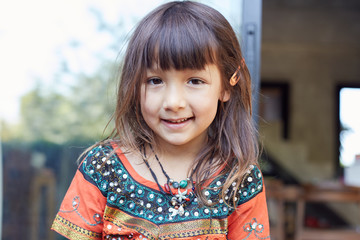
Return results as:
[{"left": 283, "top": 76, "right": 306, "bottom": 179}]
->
[{"left": 0, "top": 0, "right": 359, "bottom": 239}]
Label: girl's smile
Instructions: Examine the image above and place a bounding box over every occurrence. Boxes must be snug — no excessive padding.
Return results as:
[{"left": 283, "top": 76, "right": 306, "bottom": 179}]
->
[
  {"left": 162, "top": 117, "right": 194, "bottom": 124},
  {"left": 161, "top": 117, "right": 194, "bottom": 130},
  {"left": 140, "top": 64, "right": 229, "bottom": 150}
]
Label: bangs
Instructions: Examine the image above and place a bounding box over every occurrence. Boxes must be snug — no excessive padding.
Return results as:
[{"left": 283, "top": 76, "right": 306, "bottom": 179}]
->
[{"left": 144, "top": 5, "right": 218, "bottom": 70}]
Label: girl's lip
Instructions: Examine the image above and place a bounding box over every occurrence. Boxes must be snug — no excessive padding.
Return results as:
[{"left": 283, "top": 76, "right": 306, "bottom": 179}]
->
[{"left": 161, "top": 117, "right": 194, "bottom": 129}]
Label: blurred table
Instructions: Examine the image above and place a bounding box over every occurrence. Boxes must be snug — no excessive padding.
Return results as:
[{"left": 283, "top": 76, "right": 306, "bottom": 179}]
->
[{"left": 294, "top": 182, "right": 360, "bottom": 240}]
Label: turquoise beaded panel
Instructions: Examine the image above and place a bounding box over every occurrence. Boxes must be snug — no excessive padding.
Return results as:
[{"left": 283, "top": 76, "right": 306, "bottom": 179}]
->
[{"left": 80, "top": 145, "right": 263, "bottom": 225}]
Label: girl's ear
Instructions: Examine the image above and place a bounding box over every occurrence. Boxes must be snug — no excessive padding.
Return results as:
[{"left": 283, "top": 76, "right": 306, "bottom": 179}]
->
[{"left": 220, "top": 90, "right": 230, "bottom": 102}]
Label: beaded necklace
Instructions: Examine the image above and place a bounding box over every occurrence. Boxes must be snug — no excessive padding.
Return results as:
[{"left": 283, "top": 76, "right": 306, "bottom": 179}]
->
[{"left": 141, "top": 145, "right": 196, "bottom": 217}]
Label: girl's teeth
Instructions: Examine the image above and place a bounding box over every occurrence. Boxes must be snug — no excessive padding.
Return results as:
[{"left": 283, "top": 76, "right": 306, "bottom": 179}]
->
[{"left": 171, "top": 118, "right": 187, "bottom": 123}]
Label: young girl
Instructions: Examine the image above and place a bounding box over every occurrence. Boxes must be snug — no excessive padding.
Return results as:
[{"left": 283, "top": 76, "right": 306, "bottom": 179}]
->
[{"left": 52, "top": 1, "right": 270, "bottom": 239}]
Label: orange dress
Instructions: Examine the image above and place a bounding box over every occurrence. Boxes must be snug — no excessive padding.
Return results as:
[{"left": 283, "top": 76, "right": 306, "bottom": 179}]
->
[{"left": 52, "top": 143, "right": 270, "bottom": 240}]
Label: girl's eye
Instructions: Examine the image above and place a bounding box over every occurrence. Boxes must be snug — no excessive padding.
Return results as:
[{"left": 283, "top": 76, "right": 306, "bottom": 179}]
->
[
  {"left": 147, "top": 77, "right": 163, "bottom": 85},
  {"left": 188, "top": 78, "right": 205, "bottom": 85}
]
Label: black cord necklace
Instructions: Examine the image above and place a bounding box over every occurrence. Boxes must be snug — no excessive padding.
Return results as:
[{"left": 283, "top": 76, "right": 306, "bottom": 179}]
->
[{"left": 141, "top": 144, "right": 196, "bottom": 217}]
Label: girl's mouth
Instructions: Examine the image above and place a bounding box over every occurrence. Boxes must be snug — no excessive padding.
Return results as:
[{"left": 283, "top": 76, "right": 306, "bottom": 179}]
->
[
  {"left": 163, "top": 117, "right": 194, "bottom": 124},
  {"left": 165, "top": 117, "right": 192, "bottom": 123}
]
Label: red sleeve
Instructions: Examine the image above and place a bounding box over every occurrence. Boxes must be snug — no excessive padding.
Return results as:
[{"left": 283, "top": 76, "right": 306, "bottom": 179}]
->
[
  {"left": 51, "top": 162, "right": 107, "bottom": 239},
  {"left": 227, "top": 186, "right": 270, "bottom": 240}
]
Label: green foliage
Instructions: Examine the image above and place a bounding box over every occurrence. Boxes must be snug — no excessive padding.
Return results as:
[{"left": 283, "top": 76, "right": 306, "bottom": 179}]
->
[
  {"left": 1, "top": 7, "right": 127, "bottom": 144},
  {"left": 15, "top": 62, "right": 117, "bottom": 144}
]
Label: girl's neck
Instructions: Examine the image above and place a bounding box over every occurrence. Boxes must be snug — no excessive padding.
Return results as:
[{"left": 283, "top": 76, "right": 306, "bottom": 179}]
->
[
  {"left": 153, "top": 136, "right": 207, "bottom": 165},
  {"left": 150, "top": 146, "right": 194, "bottom": 169}
]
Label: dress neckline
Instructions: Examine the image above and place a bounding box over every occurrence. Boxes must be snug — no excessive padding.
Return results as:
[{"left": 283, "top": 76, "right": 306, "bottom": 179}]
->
[
  {"left": 110, "top": 142, "right": 223, "bottom": 194},
  {"left": 111, "top": 142, "right": 190, "bottom": 194}
]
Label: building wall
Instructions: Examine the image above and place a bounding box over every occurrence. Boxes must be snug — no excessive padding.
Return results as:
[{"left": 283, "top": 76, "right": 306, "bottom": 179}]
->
[{"left": 260, "top": 0, "right": 360, "bottom": 181}]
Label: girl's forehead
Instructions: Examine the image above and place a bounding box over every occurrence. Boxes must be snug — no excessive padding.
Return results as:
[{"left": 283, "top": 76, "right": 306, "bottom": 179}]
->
[{"left": 145, "top": 51, "right": 218, "bottom": 72}]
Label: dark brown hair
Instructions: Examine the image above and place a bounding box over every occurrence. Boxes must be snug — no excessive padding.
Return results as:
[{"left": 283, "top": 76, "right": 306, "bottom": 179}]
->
[{"left": 106, "top": 1, "right": 258, "bottom": 207}]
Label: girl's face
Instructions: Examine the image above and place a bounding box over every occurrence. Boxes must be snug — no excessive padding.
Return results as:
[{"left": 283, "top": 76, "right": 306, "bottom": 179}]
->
[{"left": 140, "top": 64, "right": 229, "bottom": 150}]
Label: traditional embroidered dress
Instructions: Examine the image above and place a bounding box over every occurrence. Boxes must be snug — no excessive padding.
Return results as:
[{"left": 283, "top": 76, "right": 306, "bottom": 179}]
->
[{"left": 52, "top": 143, "right": 270, "bottom": 240}]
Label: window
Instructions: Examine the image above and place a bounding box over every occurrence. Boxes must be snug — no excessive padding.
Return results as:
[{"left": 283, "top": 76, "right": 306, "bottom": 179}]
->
[{"left": 338, "top": 86, "right": 360, "bottom": 168}]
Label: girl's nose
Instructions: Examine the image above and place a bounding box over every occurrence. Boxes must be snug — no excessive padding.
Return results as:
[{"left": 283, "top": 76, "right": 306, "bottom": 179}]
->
[{"left": 163, "top": 84, "right": 186, "bottom": 111}]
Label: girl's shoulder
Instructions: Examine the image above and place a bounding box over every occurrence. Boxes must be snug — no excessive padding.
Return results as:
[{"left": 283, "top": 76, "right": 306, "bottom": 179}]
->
[
  {"left": 78, "top": 141, "right": 152, "bottom": 197},
  {"left": 210, "top": 164, "right": 264, "bottom": 208},
  {"left": 80, "top": 140, "right": 126, "bottom": 164},
  {"left": 237, "top": 164, "right": 264, "bottom": 203},
  {"left": 78, "top": 141, "right": 125, "bottom": 192},
  {"left": 80, "top": 142, "right": 117, "bottom": 167}
]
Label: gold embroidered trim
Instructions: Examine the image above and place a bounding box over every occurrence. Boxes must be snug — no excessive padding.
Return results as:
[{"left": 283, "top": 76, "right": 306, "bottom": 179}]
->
[
  {"left": 159, "top": 218, "right": 227, "bottom": 239},
  {"left": 104, "top": 206, "right": 157, "bottom": 239},
  {"left": 104, "top": 206, "right": 228, "bottom": 239},
  {"left": 51, "top": 214, "right": 101, "bottom": 240}
]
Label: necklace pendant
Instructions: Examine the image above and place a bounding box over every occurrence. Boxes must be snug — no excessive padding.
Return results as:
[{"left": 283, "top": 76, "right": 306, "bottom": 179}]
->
[
  {"left": 177, "top": 205, "right": 185, "bottom": 216},
  {"left": 169, "top": 204, "right": 185, "bottom": 217},
  {"left": 169, "top": 189, "right": 189, "bottom": 218},
  {"left": 171, "top": 197, "right": 177, "bottom": 206},
  {"left": 172, "top": 181, "right": 180, "bottom": 189},
  {"left": 175, "top": 189, "right": 188, "bottom": 202},
  {"left": 179, "top": 180, "right": 188, "bottom": 188},
  {"left": 164, "top": 183, "right": 171, "bottom": 193}
]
